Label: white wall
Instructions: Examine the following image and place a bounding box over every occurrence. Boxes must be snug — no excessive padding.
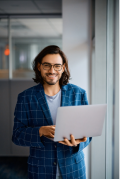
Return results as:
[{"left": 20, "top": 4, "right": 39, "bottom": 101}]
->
[
  {"left": 62, "top": 0, "right": 91, "bottom": 178},
  {"left": 62, "top": 0, "right": 90, "bottom": 93}
]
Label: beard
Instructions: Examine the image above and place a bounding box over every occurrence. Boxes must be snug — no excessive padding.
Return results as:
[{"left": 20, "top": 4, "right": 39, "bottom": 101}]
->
[{"left": 45, "top": 80, "right": 59, "bottom": 85}]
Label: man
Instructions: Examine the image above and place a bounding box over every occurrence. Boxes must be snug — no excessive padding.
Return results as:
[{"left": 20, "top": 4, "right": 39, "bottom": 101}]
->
[{"left": 12, "top": 45, "right": 92, "bottom": 179}]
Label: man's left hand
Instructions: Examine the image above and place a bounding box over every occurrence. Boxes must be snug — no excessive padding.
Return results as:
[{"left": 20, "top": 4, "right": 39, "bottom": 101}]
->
[{"left": 59, "top": 135, "right": 87, "bottom": 146}]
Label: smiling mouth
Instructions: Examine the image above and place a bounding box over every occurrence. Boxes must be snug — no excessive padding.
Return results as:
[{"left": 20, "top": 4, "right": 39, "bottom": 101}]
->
[
  {"left": 47, "top": 76, "right": 56, "bottom": 79},
  {"left": 46, "top": 74, "right": 57, "bottom": 78}
]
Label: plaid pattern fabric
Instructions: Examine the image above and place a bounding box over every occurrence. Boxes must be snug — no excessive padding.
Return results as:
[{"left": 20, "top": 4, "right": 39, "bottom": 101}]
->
[{"left": 12, "top": 83, "right": 92, "bottom": 179}]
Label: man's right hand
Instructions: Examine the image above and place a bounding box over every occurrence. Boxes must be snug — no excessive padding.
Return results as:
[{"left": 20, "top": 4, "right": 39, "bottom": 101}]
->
[{"left": 39, "top": 125, "right": 55, "bottom": 138}]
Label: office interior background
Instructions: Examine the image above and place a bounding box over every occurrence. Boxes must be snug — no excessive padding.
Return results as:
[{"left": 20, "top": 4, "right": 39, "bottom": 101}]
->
[{"left": 0, "top": 0, "right": 119, "bottom": 179}]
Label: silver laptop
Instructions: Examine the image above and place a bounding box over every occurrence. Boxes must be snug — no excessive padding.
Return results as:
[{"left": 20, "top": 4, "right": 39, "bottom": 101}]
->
[{"left": 47, "top": 104, "right": 107, "bottom": 142}]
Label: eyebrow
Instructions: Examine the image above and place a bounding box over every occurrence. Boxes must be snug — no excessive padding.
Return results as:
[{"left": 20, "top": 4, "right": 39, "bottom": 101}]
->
[{"left": 42, "top": 62, "right": 62, "bottom": 65}]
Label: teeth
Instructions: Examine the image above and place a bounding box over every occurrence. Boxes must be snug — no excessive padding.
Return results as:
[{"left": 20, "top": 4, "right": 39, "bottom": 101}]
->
[{"left": 48, "top": 75, "right": 55, "bottom": 77}]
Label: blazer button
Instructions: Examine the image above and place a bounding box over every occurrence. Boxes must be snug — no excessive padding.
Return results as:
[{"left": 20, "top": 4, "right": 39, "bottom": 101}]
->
[
  {"left": 54, "top": 162, "right": 56, "bottom": 165},
  {"left": 54, "top": 145, "right": 57, "bottom": 148}
]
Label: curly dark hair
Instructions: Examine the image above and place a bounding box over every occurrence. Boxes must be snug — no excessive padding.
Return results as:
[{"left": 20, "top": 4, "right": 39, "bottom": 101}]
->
[{"left": 32, "top": 45, "right": 71, "bottom": 87}]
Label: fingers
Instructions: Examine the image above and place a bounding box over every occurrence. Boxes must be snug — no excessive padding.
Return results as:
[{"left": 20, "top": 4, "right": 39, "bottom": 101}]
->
[
  {"left": 50, "top": 126, "right": 55, "bottom": 132},
  {"left": 59, "top": 136, "right": 87, "bottom": 146},
  {"left": 51, "top": 129, "right": 55, "bottom": 132},
  {"left": 49, "top": 133, "right": 54, "bottom": 138},
  {"left": 50, "top": 127, "right": 55, "bottom": 135},
  {"left": 59, "top": 140, "right": 70, "bottom": 146},
  {"left": 79, "top": 137, "right": 87, "bottom": 142},
  {"left": 59, "top": 141, "right": 66, "bottom": 145},
  {"left": 64, "top": 138, "right": 73, "bottom": 146},
  {"left": 45, "top": 131, "right": 54, "bottom": 138},
  {"left": 76, "top": 137, "right": 87, "bottom": 144},
  {"left": 45, "top": 134, "right": 54, "bottom": 138},
  {"left": 51, "top": 126, "right": 55, "bottom": 129},
  {"left": 58, "top": 135, "right": 76, "bottom": 146},
  {"left": 70, "top": 135, "right": 77, "bottom": 146},
  {"left": 59, "top": 138, "right": 73, "bottom": 146},
  {"left": 50, "top": 130, "right": 55, "bottom": 136},
  {"left": 40, "top": 125, "right": 55, "bottom": 138},
  {"left": 47, "top": 127, "right": 55, "bottom": 138},
  {"left": 48, "top": 125, "right": 55, "bottom": 137}
]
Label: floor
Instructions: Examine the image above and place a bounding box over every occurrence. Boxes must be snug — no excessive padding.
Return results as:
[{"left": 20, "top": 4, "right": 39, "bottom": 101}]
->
[{"left": 0, "top": 157, "right": 28, "bottom": 179}]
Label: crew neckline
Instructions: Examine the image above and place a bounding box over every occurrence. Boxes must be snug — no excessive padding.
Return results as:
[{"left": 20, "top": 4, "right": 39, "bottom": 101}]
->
[{"left": 45, "top": 89, "right": 61, "bottom": 98}]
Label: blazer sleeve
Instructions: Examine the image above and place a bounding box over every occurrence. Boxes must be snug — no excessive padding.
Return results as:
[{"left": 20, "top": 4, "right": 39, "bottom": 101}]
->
[
  {"left": 78, "top": 90, "right": 92, "bottom": 152},
  {"left": 12, "top": 94, "right": 45, "bottom": 148}
]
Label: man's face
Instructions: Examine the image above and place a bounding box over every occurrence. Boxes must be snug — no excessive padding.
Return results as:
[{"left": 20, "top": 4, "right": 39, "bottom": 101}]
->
[{"left": 37, "top": 54, "right": 65, "bottom": 85}]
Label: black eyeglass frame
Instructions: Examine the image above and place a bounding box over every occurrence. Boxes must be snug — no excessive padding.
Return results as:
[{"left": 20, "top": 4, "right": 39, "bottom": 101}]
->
[{"left": 41, "top": 63, "right": 63, "bottom": 71}]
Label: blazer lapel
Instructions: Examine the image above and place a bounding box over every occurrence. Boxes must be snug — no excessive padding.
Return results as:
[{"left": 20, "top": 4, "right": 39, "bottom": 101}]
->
[
  {"left": 35, "top": 83, "right": 72, "bottom": 124},
  {"left": 35, "top": 84, "right": 53, "bottom": 125},
  {"left": 61, "top": 84, "right": 71, "bottom": 106}
]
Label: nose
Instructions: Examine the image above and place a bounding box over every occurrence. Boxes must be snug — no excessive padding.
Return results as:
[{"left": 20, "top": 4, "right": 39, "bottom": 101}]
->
[{"left": 48, "top": 65, "right": 55, "bottom": 73}]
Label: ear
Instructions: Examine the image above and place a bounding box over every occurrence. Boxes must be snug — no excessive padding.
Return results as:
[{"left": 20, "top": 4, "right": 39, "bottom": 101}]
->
[
  {"left": 37, "top": 63, "right": 41, "bottom": 72},
  {"left": 62, "top": 64, "right": 65, "bottom": 73}
]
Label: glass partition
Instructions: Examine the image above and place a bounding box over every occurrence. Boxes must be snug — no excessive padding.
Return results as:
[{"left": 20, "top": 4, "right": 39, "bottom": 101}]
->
[
  {"left": 11, "top": 18, "right": 62, "bottom": 79},
  {"left": 0, "top": 19, "right": 9, "bottom": 79},
  {"left": 0, "top": 18, "right": 62, "bottom": 79}
]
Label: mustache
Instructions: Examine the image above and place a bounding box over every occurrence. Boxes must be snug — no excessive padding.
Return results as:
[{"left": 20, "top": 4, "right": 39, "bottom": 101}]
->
[{"left": 46, "top": 73, "right": 57, "bottom": 75}]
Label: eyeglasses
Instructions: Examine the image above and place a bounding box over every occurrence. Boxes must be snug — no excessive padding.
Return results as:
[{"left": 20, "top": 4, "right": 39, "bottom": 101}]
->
[{"left": 41, "top": 63, "right": 63, "bottom": 71}]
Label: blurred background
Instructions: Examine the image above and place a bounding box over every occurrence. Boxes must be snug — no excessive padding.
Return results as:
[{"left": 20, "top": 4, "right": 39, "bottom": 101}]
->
[{"left": 0, "top": 0, "right": 119, "bottom": 179}]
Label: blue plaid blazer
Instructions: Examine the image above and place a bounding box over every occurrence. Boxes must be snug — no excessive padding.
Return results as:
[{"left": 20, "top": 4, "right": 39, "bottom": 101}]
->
[{"left": 12, "top": 83, "right": 92, "bottom": 179}]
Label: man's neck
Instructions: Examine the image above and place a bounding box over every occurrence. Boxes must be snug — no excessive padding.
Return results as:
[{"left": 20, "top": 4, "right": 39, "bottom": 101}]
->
[{"left": 43, "top": 83, "right": 61, "bottom": 96}]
